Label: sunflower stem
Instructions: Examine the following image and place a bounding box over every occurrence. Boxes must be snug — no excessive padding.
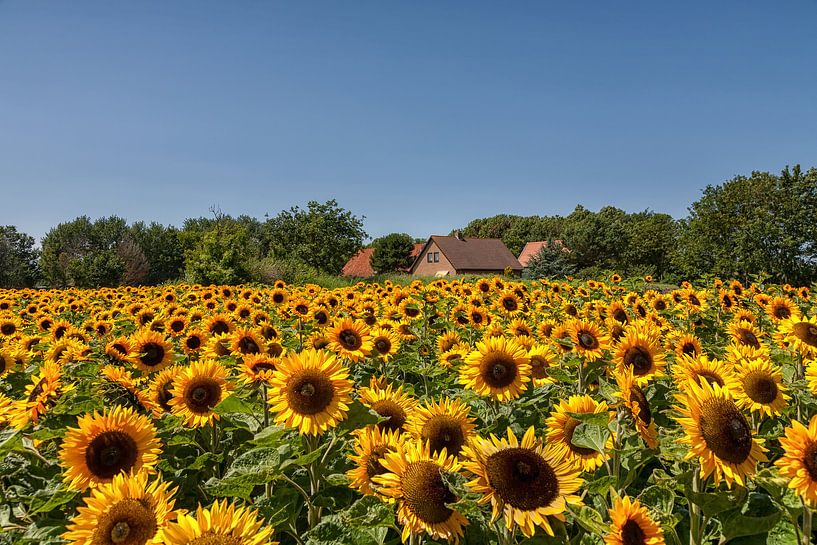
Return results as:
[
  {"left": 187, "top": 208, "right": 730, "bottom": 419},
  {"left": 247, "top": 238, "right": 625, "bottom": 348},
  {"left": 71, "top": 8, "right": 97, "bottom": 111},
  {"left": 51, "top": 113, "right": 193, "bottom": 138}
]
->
[
  {"left": 689, "top": 467, "right": 703, "bottom": 545},
  {"left": 261, "top": 383, "right": 270, "bottom": 428},
  {"left": 577, "top": 358, "right": 585, "bottom": 393},
  {"left": 802, "top": 498, "right": 812, "bottom": 545}
]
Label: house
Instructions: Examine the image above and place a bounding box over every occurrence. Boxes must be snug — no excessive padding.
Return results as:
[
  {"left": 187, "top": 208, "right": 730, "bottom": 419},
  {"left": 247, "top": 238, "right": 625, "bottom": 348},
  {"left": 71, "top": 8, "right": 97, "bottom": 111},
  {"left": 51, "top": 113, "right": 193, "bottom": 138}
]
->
[
  {"left": 341, "top": 243, "right": 424, "bottom": 278},
  {"left": 409, "top": 235, "right": 522, "bottom": 276},
  {"left": 517, "top": 240, "right": 566, "bottom": 268}
]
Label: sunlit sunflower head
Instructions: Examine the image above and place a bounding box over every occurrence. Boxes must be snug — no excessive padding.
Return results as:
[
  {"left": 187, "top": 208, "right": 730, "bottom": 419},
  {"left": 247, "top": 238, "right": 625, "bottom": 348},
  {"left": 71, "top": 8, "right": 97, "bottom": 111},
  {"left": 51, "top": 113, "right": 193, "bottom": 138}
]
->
[
  {"left": 99, "top": 365, "right": 159, "bottom": 415},
  {"left": 374, "top": 439, "right": 469, "bottom": 544},
  {"left": 203, "top": 332, "right": 232, "bottom": 359},
  {"left": 732, "top": 358, "right": 788, "bottom": 417},
  {"left": 604, "top": 494, "right": 666, "bottom": 545},
  {"left": 127, "top": 330, "right": 174, "bottom": 374},
  {"left": 10, "top": 361, "right": 72, "bottom": 429},
  {"left": 203, "top": 313, "right": 234, "bottom": 336},
  {"left": 614, "top": 368, "right": 658, "bottom": 449},
  {"left": 468, "top": 305, "right": 489, "bottom": 329},
  {"left": 0, "top": 314, "right": 20, "bottom": 337},
  {"left": 776, "top": 415, "right": 817, "bottom": 506},
  {"left": 168, "top": 359, "right": 233, "bottom": 428},
  {"left": 181, "top": 329, "right": 207, "bottom": 356},
  {"left": 105, "top": 337, "right": 133, "bottom": 364},
  {"left": 727, "top": 320, "right": 764, "bottom": 350},
  {"left": 766, "top": 296, "right": 800, "bottom": 323},
  {"left": 358, "top": 376, "right": 418, "bottom": 432},
  {"left": 461, "top": 427, "right": 583, "bottom": 537},
  {"left": 674, "top": 379, "right": 767, "bottom": 487},
  {"left": 437, "top": 331, "right": 463, "bottom": 354},
  {"left": 240, "top": 354, "right": 280, "bottom": 385},
  {"left": 229, "top": 327, "right": 267, "bottom": 357},
  {"left": 460, "top": 336, "right": 531, "bottom": 401},
  {"left": 267, "top": 349, "right": 353, "bottom": 435},
  {"left": 672, "top": 332, "right": 702, "bottom": 359},
  {"left": 370, "top": 326, "right": 401, "bottom": 361},
  {"left": 527, "top": 344, "right": 557, "bottom": 386},
  {"left": 162, "top": 499, "right": 276, "bottom": 545},
  {"left": 327, "top": 318, "right": 373, "bottom": 363},
  {"left": 148, "top": 365, "right": 182, "bottom": 415},
  {"left": 672, "top": 353, "right": 737, "bottom": 392},
  {"left": 568, "top": 319, "right": 609, "bottom": 362},
  {"left": 546, "top": 395, "right": 613, "bottom": 472},
  {"left": 778, "top": 315, "right": 817, "bottom": 357},
  {"left": 59, "top": 405, "right": 162, "bottom": 490},
  {"left": 613, "top": 323, "right": 665, "bottom": 385},
  {"left": 62, "top": 471, "right": 177, "bottom": 545},
  {"left": 406, "top": 398, "right": 476, "bottom": 458},
  {"left": 0, "top": 392, "right": 13, "bottom": 427},
  {"left": 0, "top": 346, "right": 17, "bottom": 377},
  {"left": 347, "top": 425, "right": 406, "bottom": 496}
]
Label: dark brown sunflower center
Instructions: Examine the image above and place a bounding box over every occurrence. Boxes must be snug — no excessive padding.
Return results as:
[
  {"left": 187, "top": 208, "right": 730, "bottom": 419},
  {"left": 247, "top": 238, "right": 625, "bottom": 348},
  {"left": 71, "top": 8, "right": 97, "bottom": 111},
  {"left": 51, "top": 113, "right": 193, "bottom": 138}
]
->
[
  {"left": 183, "top": 378, "right": 222, "bottom": 414},
  {"left": 140, "top": 343, "right": 165, "bottom": 366},
  {"left": 502, "top": 297, "right": 518, "bottom": 312},
  {"left": 484, "top": 447, "right": 558, "bottom": 510},
  {"left": 401, "top": 461, "right": 456, "bottom": 524},
  {"left": 170, "top": 321, "right": 185, "bottom": 333},
  {"left": 371, "top": 400, "right": 407, "bottom": 431},
  {"left": 1, "top": 323, "right": 16, "bottom": 335},
  {"left": 422, "top": 415, "right": 466, "bottom": 456},
  {"left": 92, "top": 498, "right": 157, "bottom": 545},
  {"left": 338, "top": 329, "right": 362, "bottom": 350},
  {"left": 621, "top": 518, "right": 647, "bottom": 545},
  {"left": 577, "top": 332, "right": 598, "bottom": 350},
  {"left": 471, "top": 312, "right": 484, "bottom": 324},
  {"left": 682, "top": 342, "right": 699, "bottom": 356},
  {"left": 624, "top": 347, "right": 653, "bottom": 376},
  {"left": 773, "top": 305, "right": 791, "bottom": 319},
  {"left": 286, "top": 370, "right": 335, "bottom": 415},
  {"left": 743, "top": 372, "right": 778, "bottom": 404},
  {"left": 295, "top": 304, "right": 309, "bottom": 314},
  {"left": 629, "top": 386, "right": 652, "bottom": 425},
  {"left": 237, "top": 336, "right": 260, "bottom": 354},
  {"left": 802, "top": 441, "right": 817, "bottom": 481},
  {"left": 365, "top": 445, "right": 391, "bottom": 479},
  {"left": 688, "top": 295, "right": 701, "bottom": 306},
  {"left": 185, "top": 336, "right": 201, "bottom": 350},
  {"left": 157, "top": 381, "right": 174, "bottom": 412},
  {"left": 737, "top": 329, "right": 760, "bottom": 348},
  {"left": 696, "top": 370, "right": 724, "bottom": 387},
  {"left": 654, "top": 300, "right": 667, "bottom": 311},
  {"left": 479, "top": 353, "right": 518, "bottom": 389},
  {"left": 530, "top": 356, "right": 549, "bottom": 379},
  {"left": 210, "top": 321, "right": 229, "bottom": 335},
  {"left": 698, "top": 398, "right": 753, "bottom": 464},
  {"left": 251, "top": 361, "right": 276, "bottom": 373},
  {"left": 272, "top": 293, "right": 285, "bottom": 304},
  {"left": 613, "top": 309, "right": 628, "bottom": 323},
  {"left": 314, "top": 311, "right": 328, "bottom": 324},
  {"left": 564, "top": 417, "right": 598, "bottom": 456},
  {"left": 85, "top": 431, "right": 139, "bottom": 479},
  {"left": 374, "top": 338, "right": 392, "bottom": 354},
  {"left": 793, "top": 323, "right": 817, "bottom": 347}
]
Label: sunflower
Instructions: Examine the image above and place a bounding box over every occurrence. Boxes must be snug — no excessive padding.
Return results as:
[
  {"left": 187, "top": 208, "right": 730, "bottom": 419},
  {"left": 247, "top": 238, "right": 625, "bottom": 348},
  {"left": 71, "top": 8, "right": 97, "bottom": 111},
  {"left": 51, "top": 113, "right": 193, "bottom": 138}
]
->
[
  {"left": 672, "top": 354, "right": 737, "bottom": 391},
  {"left": 162, "top": 499, "right": 275, "bottom": 545},
  {"left": 203, "top": 332, "right": 232, "bottom": 359},
  {"left": 727, "top": 320, "right": 763, "bottom": 350},
  {"left": 0, "top": 346, "right": 16, "bottom": 377},
  {"left": 347, "top": 426, "right": 406, "bottom": 496},
  {"left": 0, "top": 315, "right": 20, "bottom": 337},
  {"left": 62, "top": 471, "right": 177, "bottom": 545},
  {"left": 374, "top": 440, "right": 468, "bottom": 544},
  {"left": 461, "top": 427, "right": 583, "bottom": 537},
  {"left": 240, "top": 354, "right": 279, "bottom": 385},
  {"left": 568, "top": 319, "right": 609, "bottom": 362},
  {"left": 228, "top": 327, "right": 267, "bottom": 357},
  {"left": 674, "top": 379, "right": 767, "bottom": 487},
  {"left": 673, "top": 333, "right": 702, "bottom": 359},
  {"left": 614, "top": 368, "right": 657, "bottom": 449},
  {"left": 105, "top": 337, "right": 132, "bottom": 363},
  {"left": 203, "top": 313, "right": 234, "bottom": 336},
  {"left": 766, "top": 296, "right": 799, "bottom": 323},
  {"left": 168, "top": 359, "right": 233, "bottom": 428},
  {"left": 370, "top": 326, "right": 401, "bottom": 361},
  {"left": 10, "top": 361, "right": 72, "bottom": 429},
  {"left": 181, "top": 329, "right": 207, "bottom": 356},
  {"left": 732, "top": 358, "right": 788, "bottom": 417},
  {"left": 59, "top": 405, "right": 162, "bottom": 490},
  {"left": 148, "top": 365, "right": 182, "bottom": 415},
  {"left": 327, "top": 318, "right": 373, "bottom": 363},
  {"left": 468, "top": 305, "right": 488, "bottom": 328},
  {"left": 546, "top": 395, "right": 613, "bottom": 472},
  {"left": 128, "top": 330, "right": 174, "bottom": 373},
  {"left": 100, "top": 365, "right": 158, "bottom": 415},
  {"left": 358, "top": 377, "right": 417, "bottom": 432},
  {"left": 776, "top": 415, "right": 817, "bottom": 505},
  {"left": 778, "top": 315, "right": 817, "bottom": 357},
  {"left": 604, "top": 494, "right": 665, "bottom": 545},
  {"left": 613, "top": 324, "right": 664, "bottom": 383},
  {"left": 406, "top": 398, "right": 476, "bottom": 458},
  {"left": 527, "top": 344, "right": 556, "bottom": 386},
  {"left": 460, "top": 336, "right": 531, "bottom": 401},
  {"left": 267, "top": 349, "right": 353, "bottom": 435}
]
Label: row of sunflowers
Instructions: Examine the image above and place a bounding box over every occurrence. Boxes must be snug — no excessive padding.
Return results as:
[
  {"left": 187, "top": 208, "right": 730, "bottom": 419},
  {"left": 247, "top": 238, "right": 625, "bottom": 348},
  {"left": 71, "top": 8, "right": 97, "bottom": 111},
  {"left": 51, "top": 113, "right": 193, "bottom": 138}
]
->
[{"left": 1, "top": 276, "right": 817, "bottom": 545}]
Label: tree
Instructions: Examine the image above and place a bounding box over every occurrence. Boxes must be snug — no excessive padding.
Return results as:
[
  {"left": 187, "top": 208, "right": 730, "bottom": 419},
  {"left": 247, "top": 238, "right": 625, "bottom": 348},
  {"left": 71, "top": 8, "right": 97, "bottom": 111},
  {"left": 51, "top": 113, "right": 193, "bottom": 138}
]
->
[
  {"left": 0, "top": 226, "right": 39, "bottom": 288},
  {"left": 370, "top": 233, "right": 415, "bottom": 274},
  {"left": 522, "top": 240, "right": 576, "bottom": 280},
  {"left": 129, "top": 222, "right": 184, "bottom": 284},
  {"left": 184, "top": 209, "right": 253, "bottom": 285},
  {"left": 264, "top": 200, "right": 367, "bottom": 274},
  {"left": 40, "top": 216, "right": 129, "bottom": 288}
]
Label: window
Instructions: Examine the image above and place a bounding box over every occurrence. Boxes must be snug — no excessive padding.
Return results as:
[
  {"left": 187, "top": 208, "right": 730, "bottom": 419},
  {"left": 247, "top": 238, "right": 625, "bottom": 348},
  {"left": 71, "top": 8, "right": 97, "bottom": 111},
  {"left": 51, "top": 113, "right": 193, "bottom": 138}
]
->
[
  {"left": 433, "top": 252, "right": 440, "bottom": 263},
  {"left": 427, "top": 253, "right": 433, "bottom": 263}
]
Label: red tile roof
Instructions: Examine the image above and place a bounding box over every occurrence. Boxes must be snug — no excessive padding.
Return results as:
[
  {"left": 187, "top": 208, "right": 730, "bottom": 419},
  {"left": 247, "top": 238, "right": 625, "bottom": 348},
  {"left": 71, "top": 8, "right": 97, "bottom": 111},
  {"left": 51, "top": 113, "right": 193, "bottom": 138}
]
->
[
  {"left": 341, "top": 243, "right": 424, "bottom": 278},
  {"left": 518, "top": 240, "right": 565, "bottom": 267}
]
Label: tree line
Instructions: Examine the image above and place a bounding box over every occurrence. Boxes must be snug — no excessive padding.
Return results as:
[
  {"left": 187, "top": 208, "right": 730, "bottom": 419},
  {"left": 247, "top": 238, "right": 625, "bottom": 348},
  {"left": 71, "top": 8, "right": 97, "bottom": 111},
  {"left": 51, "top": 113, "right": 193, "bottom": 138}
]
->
[{"left": 1, "top": 166, "right": 815, "bottom": 288}]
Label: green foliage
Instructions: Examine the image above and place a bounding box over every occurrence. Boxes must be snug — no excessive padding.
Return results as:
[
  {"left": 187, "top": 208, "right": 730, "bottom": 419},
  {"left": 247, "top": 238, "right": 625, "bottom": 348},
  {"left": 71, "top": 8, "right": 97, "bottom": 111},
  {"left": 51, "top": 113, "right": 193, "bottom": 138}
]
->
[
  {"left": 183, "top": 213, "right": 253, "bottom": 285},
  {"left": 264, "top": 199, "right": 367, "bottom": 275},
  {"left": 523, "top": 240, "right": 576, "bottom": 280},
  {"left": 0, "top": 225, "right": 39, "bottom": 288},
  {"left": 370, "top": 233, "right": 414, "bottom": 274},
  {"left": 128, "top": 221, "right": 184, "bottom": 284}
]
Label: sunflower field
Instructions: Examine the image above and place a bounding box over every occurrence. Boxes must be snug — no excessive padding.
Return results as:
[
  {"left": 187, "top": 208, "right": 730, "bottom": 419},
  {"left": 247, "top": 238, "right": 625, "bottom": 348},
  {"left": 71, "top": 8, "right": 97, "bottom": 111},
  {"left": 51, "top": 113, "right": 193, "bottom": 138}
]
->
[{"left": 1, "top": 277, "right": 817, "bottom": 545}]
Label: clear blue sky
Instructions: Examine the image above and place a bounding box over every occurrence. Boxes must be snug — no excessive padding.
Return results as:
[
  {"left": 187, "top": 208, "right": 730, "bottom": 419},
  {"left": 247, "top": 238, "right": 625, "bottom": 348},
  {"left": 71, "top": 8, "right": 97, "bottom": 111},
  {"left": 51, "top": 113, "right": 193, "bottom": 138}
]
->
[{"left": 1, "top": 1, "right": 815, "bottom": 243}]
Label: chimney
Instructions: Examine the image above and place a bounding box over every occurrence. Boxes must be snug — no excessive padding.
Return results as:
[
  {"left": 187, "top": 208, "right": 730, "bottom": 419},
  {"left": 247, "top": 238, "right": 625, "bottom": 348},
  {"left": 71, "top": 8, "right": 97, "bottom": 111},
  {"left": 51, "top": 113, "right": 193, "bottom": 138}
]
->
[{"left": 454, "top": 230, "right": 463, "bottom": 241}]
